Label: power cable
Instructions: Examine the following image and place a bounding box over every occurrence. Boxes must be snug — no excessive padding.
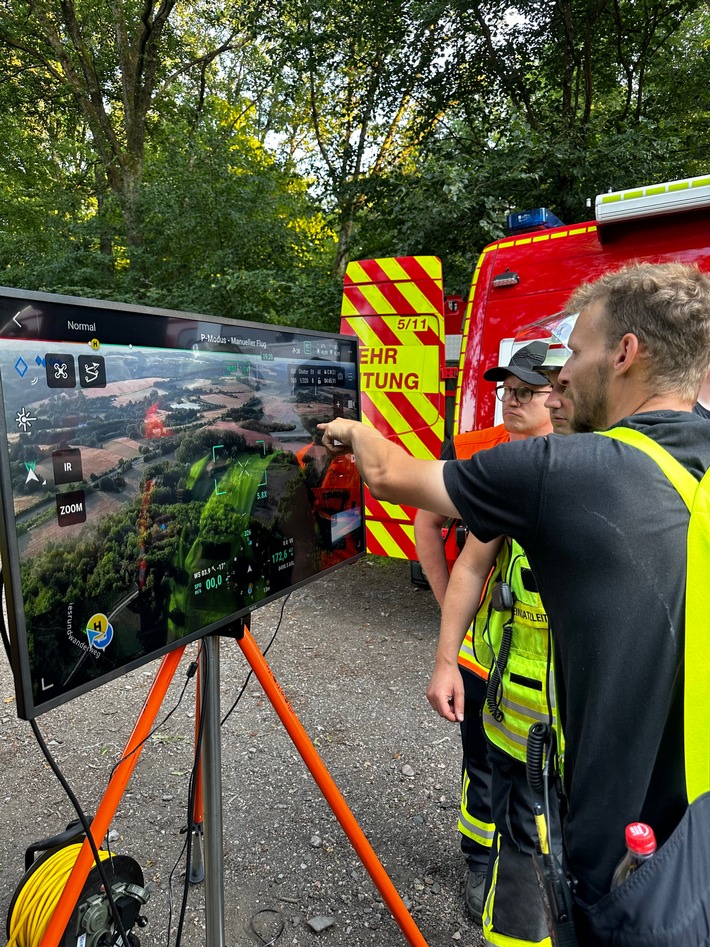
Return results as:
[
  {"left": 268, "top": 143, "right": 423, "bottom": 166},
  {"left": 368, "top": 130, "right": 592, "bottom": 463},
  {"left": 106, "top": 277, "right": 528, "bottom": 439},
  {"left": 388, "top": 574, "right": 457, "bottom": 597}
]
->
[
  {"left": 1, "top": 586, "right": 202, "bottom": 947},
  {"left": 1, "top": 575, "right": 293, "bottom": 946},
  {"left": 0, "top": 570, "right": 13, "bottom": 665},
  {"left": 28, "top": 717, "right": 132, "bottom": 946},
  {"left": 221, "top": 592, "right": 291, "bottom": 727},
  {"left": 106, "top": 648, "right": 201, "bottom": 784},
  {"left": 249, "top": 907, "right": 285, "bottom": 946}
]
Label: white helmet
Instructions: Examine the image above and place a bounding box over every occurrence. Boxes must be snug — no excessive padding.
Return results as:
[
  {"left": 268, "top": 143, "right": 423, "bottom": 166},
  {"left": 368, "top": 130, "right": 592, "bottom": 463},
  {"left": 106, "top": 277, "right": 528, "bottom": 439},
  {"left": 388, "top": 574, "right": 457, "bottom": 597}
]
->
[{"left": 538, "top": 312, "right": 578, "bottom": 373}]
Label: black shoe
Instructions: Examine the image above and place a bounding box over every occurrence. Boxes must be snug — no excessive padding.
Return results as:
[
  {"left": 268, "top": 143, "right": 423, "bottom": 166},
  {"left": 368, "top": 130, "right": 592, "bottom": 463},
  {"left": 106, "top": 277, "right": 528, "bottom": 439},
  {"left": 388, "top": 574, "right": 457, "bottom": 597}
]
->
[{"left": 465, "top": 869, "right": 487, "bottom": 924}]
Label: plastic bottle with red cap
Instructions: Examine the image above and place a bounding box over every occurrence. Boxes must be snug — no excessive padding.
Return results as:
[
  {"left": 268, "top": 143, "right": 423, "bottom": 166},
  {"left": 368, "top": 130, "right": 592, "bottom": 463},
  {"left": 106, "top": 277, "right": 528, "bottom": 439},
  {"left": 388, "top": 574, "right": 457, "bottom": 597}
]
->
[{"left": 610, "top": 822, "right": 657, "bottom": 890}]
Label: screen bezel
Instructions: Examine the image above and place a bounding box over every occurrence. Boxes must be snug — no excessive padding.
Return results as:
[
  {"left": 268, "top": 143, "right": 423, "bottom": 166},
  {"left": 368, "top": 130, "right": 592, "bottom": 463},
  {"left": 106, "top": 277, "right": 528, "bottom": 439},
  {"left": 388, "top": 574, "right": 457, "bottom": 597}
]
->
[{"left": 0, "top": 286, "right": 364, "bottom": 719}]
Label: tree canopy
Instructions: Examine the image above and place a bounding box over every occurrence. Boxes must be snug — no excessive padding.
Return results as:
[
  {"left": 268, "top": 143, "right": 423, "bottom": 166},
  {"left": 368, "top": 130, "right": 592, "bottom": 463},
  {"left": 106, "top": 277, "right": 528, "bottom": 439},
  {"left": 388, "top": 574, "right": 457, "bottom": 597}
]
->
[{"left": 0, "top": 0, "right": 707, "bottom": 317}]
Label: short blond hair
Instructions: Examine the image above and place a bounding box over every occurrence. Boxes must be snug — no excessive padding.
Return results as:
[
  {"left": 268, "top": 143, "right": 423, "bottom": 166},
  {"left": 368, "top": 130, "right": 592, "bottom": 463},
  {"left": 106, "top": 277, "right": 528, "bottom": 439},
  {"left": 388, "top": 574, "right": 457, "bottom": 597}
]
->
[{"left": 567, "top": 262, "right": 710, "bottom": 400}]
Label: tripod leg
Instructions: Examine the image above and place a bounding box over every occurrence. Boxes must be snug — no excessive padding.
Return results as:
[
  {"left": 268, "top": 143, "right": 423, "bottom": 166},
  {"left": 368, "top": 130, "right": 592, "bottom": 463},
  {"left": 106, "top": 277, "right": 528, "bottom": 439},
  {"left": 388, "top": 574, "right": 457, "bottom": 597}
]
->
[
  {"left": 39, "top": 647, "right": 186, "bottom": 947},
  {"left": 236, "top": 627, "right": 429, "bottom": 947},
  {"left": 189, "top": 824, "right": 205, "bottom": 884}
]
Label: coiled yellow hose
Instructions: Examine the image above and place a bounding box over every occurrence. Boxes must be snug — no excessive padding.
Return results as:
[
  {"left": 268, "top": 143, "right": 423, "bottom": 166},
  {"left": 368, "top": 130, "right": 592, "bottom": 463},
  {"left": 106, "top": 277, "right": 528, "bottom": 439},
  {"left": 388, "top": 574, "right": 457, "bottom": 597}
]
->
[{"left": 7, "top": 843, "right": 111, "bottom": 947}]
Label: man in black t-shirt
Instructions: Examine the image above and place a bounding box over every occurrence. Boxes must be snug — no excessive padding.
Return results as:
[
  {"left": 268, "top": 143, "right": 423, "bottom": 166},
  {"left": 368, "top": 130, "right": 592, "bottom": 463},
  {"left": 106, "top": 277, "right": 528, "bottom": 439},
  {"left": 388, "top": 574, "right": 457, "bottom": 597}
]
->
[{"left": 318, "top": 261, "right": 710, "bottom": 942}]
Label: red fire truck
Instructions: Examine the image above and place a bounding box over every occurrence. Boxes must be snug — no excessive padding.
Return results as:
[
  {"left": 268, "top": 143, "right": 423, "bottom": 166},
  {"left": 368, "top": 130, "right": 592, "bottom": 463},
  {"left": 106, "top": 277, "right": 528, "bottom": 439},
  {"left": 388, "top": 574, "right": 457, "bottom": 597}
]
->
[{"left": 340, "top": 172, "right": 710, "bottom": 564}]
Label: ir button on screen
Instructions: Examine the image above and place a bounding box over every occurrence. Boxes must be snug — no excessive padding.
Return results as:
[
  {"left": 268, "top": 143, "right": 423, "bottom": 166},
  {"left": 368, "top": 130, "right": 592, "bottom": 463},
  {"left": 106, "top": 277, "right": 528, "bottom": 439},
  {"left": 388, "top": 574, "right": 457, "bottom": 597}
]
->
[{"left": 52, "top": 449, "right": 83, "bottom": 485}]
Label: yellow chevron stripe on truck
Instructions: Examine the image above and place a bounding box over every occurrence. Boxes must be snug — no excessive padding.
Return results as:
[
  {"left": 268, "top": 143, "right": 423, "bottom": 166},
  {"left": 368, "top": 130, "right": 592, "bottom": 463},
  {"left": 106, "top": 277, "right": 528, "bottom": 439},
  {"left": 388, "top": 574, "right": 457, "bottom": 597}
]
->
[{"left": 341, "top": 256, "right": 446, "bottom": 559}]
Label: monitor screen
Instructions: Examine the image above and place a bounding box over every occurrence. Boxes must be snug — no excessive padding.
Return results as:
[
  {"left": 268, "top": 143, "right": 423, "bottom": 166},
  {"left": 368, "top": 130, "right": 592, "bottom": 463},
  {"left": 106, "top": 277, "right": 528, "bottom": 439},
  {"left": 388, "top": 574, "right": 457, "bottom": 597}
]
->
[{"left": 0, "top": 289, "right": 364, "bottom": 718}]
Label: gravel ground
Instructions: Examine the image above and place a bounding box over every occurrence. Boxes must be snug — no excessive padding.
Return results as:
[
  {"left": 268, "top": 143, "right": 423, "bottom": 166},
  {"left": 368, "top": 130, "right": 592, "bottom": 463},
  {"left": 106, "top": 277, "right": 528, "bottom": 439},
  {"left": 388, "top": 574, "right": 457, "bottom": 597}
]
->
[{"left": 0, "top": 556, "right": 485, "bottom": 947}]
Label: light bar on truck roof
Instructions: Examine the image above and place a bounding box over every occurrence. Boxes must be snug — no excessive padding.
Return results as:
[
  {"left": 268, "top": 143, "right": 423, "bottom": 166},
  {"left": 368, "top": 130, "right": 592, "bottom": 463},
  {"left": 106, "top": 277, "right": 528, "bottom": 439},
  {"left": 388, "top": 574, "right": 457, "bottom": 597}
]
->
[
  {"left": 506, "top": 207, "right": 564, "bottom": 234},
  {"left": 595, "top": 174, "right": 710, "bottom": 225}
]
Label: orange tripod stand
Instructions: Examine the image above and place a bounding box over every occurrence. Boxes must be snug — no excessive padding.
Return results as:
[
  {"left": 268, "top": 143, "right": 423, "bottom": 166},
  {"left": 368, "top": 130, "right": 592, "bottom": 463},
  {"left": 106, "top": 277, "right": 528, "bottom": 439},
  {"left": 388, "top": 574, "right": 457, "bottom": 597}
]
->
[{"left": 37, "top": 621, "right": 429, "bottom": 947}]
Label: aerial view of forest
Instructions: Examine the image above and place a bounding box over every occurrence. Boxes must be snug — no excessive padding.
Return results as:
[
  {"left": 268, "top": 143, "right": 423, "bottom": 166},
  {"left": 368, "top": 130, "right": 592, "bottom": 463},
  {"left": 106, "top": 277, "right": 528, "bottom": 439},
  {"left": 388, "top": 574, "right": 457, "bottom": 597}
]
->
[{"left": 0, "top": 338, "right": 362, "bottom": 711}]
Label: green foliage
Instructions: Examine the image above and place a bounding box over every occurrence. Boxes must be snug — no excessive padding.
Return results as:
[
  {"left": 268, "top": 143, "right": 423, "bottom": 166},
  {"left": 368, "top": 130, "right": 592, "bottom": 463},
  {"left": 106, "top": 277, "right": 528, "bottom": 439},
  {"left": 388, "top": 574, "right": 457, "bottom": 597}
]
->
[
  {"left": 255, "top": 0, "right": 456, "bottom": 276},
  {"left": 354, "top": 2, "right": 710, "bottom": 294},
  {"left": 0, "top": 86, "right": 341, "bottom": 327},
  {"left": 0, "top": 0, "right": 341, "bottom": 331},
  {"left": 0, "top": 0, "right": 708, "bottom": 314}
]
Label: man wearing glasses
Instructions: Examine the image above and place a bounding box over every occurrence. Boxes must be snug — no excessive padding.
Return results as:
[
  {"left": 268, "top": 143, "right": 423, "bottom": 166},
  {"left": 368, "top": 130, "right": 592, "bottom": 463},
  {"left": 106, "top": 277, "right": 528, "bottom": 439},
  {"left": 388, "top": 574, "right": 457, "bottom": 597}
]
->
[
  {"left": 413, "top": 342, "right": 552, "bottom": 926},
  {"left": 487, "top": 342, "right": 556, "bottom": 436}
]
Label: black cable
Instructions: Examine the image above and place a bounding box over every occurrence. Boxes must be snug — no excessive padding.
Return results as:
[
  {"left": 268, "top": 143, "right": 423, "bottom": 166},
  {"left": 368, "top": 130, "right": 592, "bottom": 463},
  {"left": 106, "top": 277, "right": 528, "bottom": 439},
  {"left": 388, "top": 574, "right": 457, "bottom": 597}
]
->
[
  {"left": 250, "top": 907, "right": 285, "bottom": 946},
  {"left": 168, "top": 590, "right": 292, "bottom": 940},
  {"left": 221, "top": 592, "right": 291, "bottom": 727},
  {"left": 20, "top": 638, "right": 201, "bottom": 947},
  {"left": 526, "top": 723, "right": 547, "bottom": 797},
  {"left": 165, "top": 834, "right": 189, "bottom": 947},
  {"left": 0, "top": 570, "right": 12, "bottom": 665},
  {"left": 30, "top": 717, "right": 132, "bottom": 946},
  {"left": 106, "top": 648, "right": 201, "bottom": 785},
  {"left": 5, "top": 580, "right": 287, "bottom": 945},
  {"left": 542, "top": 726, "right": 556, "bottom": 841},
  {"left": 103, "top": 647, "right": 202, "bottom": 943}
]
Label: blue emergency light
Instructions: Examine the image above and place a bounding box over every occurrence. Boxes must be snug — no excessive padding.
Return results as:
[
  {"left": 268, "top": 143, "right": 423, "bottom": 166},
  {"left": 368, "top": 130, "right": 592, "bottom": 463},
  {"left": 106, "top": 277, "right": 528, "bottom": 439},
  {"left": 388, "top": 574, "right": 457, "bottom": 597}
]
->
[{"left": 506, "top": 208, "right": 564, "bottom": 234}]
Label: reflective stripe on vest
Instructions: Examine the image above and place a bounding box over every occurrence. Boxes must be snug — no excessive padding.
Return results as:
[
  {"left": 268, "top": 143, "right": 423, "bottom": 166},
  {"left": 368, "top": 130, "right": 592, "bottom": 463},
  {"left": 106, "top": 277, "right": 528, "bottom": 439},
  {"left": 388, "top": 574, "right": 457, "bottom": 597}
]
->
[
  {"left": 480, "top": 539, "right": 562, "bottom": 763},
  {"left": 468, "top": 541, "right": 510, "bottom": 680},
  {"left": 458, "top": 626, "right": 490, "bottom": 679},
  {"left": 483, "top": 689, "right": 558, "bottom": 755}
]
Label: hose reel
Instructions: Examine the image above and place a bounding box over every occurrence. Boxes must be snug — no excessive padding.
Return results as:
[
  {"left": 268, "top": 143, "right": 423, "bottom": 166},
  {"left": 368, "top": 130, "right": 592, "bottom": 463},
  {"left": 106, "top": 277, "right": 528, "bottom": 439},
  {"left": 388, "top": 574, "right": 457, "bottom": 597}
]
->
[{"left": 6, "top": 821, "right": 149, "bottom": 947}]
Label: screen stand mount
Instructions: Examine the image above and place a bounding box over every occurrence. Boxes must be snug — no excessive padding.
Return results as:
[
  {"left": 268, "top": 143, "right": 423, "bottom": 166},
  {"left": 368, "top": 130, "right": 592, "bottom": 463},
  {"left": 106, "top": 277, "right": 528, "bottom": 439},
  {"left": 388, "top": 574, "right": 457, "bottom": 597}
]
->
[{"left": 201, "top": 633, "right": 227, "bottom": 947}]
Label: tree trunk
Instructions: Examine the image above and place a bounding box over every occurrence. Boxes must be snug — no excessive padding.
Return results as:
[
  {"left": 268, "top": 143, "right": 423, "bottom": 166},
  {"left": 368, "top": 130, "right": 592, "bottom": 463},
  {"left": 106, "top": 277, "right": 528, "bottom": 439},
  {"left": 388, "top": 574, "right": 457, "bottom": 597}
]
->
[
  {"left": 119, "top": 153, "right": 144, "bottom": 238},
  {"left": 332, "top": 214, "right": 354, "bottom": 282}
]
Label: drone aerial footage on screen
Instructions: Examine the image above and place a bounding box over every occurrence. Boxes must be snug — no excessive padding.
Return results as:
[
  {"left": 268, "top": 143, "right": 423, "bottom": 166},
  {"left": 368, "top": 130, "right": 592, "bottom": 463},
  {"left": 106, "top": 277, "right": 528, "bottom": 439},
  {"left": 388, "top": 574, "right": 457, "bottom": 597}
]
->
[{"left": 0, "top": 289, "right": 364, "bottom": 719}]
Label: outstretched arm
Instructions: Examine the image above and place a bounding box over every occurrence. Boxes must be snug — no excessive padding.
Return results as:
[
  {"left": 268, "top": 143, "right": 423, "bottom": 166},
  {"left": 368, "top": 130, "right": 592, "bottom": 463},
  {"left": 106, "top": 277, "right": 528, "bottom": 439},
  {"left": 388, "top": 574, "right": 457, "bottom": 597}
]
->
[
  {"left": 318, "top": 419, "right": 458, "bottom": 519},
  {"left": 426, "top": 533, "right": 503, "bottom": 723}
]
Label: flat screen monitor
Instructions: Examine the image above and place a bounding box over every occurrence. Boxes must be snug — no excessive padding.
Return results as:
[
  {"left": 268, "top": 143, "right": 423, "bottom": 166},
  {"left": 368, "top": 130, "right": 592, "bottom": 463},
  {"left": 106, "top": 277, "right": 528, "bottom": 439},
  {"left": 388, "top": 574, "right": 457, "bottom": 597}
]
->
[{"left": 0, "top": 288, "right": 364, "bottom": 718}]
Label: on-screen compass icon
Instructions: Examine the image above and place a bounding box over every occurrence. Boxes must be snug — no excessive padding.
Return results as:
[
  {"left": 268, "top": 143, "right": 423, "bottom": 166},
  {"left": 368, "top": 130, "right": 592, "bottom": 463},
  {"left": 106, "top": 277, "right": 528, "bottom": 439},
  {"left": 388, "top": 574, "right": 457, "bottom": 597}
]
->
[
  {"left": 24, "top": 461, "right": 46, "bottom": 486},
  {"left": 15, "top": 407, "right": 36, "bottom": 432}
]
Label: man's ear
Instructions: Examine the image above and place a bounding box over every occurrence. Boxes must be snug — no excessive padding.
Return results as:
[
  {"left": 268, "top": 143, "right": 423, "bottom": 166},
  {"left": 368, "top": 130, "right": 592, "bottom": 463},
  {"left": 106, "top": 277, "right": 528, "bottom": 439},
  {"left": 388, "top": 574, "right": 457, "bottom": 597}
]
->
[{"left": 612, "top": 333, "right": 641, "bottom": 376}]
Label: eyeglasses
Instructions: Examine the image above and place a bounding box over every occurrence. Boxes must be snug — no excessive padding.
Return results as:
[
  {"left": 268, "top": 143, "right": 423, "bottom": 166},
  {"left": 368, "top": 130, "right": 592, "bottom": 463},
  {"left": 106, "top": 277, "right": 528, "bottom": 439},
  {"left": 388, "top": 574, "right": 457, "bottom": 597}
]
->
[{"left": 495, "top": 385, "right": 553, "bottom": 404}]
